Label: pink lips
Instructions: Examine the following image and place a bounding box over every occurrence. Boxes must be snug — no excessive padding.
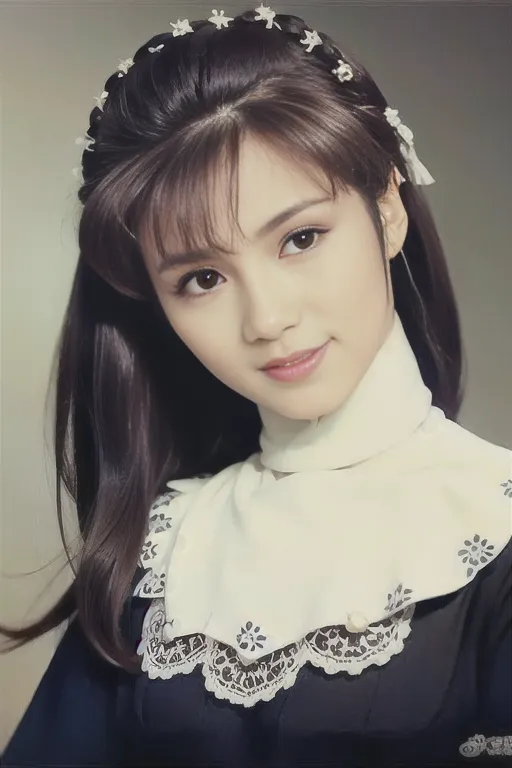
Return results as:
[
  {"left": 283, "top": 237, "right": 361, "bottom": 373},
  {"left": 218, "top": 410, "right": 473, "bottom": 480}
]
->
[
  {"left": 261, "top": 344, "right": 325, "bottom": 370},
  {"left": 261, "top": 341, "right": 330, "bottom": 382}
]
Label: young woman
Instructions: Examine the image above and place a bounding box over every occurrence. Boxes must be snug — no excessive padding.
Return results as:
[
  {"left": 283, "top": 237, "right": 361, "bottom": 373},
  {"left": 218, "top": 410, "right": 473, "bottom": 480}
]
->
[{"left": 2, "top": 5, "right": 511, "bottom": 766}]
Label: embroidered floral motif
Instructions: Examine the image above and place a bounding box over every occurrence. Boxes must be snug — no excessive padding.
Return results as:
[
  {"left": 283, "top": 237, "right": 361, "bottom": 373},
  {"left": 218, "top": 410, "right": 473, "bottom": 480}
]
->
[
  {"left": 385, "top": 583, "right": 413, "bottom": 612},
  {"left": 148, "top": 512, "right": 173, "bottom": 534},
  {"left": 458, "top": 534, "right": 495, "bottom": 578},
  {"left": 137, "top": 599, "right": 415, "bottom": 707},
  {"left": 145, "top": 490, "right": 178, "bottom": 536},
  {"left": 151, "top": 490, "right": 178, "bottom": 510},
  {"left": 136, "top": 570, "right": 166, "bottom": 598},
  {"left": 140, "top": 540, "right": 159, "bottom": 564},
  {"left": 459, "top": 733, "right": 512, "bottom": 758},
  {"left": 236, "top": 621, "right": 267, "bottom": 652},
  {"left": 501, "top": 478, "right": 512, "bottom": 497}
]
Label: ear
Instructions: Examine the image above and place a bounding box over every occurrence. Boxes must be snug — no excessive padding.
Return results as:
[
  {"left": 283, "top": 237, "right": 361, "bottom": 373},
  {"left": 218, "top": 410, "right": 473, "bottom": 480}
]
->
[{"left": 377, "top": 168, "right": 409, "bottom": 261}]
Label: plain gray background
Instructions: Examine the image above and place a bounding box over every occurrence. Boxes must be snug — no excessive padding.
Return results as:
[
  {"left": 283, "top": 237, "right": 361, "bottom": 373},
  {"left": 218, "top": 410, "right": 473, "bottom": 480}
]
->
[{"left": 1, "top": 0, "right": 511, "bottom": 747}]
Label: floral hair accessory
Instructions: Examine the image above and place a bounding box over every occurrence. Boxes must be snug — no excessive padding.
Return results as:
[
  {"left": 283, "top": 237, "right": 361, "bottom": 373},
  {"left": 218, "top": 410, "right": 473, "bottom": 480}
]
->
[
  {"left": 332, "top": 59, "right": 353, "bottom": 83},
  {"left": 117, "top": 58, "right": 134, "bottom": 77},
  {"left": 93, "top": 90, "right": 109, "bottom": 109},
  {"left": 299, "top": 29, "right": 323, "bottom": 53},
  {"left": 75, "top": 133, "right": 95, "bottom": 152},
  {"left": 74, "top": 5, "right": 434, "bottom": 187},
  {"left": 254, "top": 3, "right": 281, "bottom": 30},
  {"left": 170, "top": 18, "right": 194, "bottom": 36},
  {"left": 208, "top": 9, "right": 235, "bottom": 29}
]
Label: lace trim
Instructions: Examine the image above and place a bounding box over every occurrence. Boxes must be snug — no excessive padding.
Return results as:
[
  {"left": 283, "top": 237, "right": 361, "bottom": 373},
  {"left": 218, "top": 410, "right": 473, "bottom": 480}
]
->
[
  {"left": 137, "top": 598, "right": 415, "bottom": 707},
  {"left": 133, "top": 478, "right": 512, "bottom": 704}
]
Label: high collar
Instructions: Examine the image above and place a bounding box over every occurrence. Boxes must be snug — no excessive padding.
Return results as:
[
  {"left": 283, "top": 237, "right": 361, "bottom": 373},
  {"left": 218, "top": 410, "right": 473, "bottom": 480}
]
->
[{"left": 258, "top": 311, "right": 432, "bottom": 473}]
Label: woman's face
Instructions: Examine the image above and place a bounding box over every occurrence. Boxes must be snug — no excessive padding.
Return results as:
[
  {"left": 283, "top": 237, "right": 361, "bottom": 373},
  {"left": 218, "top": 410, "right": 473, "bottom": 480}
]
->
[{"left": 143, "top": 136, "right": 408, "bottom": 420}]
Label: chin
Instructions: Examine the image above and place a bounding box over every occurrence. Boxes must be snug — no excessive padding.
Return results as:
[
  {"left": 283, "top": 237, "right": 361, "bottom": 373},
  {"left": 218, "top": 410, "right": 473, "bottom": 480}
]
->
[{"left": 264, "top": 389, "right": 348, "bottom": 422}]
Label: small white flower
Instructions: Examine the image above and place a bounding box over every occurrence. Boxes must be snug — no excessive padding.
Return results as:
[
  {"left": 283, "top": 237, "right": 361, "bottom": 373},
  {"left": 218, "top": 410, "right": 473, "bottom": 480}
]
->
[
  {"left": 170, "top": 18, "right": 194, "bottom": 36},
  {"left": 117, "top": 57, "right": 134, "bottom": 77},
  {"left": 71, "top": 166, "right": 83, "bottom": 180},
  {"left": 75, "top": 133, "right": 95, "bottom": 152},
  {"left": 332, "top": 59, "right": 353, "bottom": 82},
  {"left": 254, "top": 4, "right": 282, "bottom": 30},
  {"left": 148, "top": 44, "right": 164, "bottom": 54},
  {"left": 92, "top": 90, "right": 109, "bottom": 109},
  {"left": 300, "top": 29, "right": 322, "bottom": 53},
  {"left": 209, "top": 9, "right": 234, "bottom": 29}
]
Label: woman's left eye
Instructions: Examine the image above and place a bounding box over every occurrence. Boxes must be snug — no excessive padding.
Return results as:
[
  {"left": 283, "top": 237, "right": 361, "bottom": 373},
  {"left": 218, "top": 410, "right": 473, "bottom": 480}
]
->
[{"left": 281, "top": 227, "right": 329, "bottom": 256}]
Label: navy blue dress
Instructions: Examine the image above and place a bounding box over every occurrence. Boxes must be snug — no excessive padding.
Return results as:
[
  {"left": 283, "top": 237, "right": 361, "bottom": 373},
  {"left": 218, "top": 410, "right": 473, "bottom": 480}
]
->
[{"left": 2, "top": 537, "right": 511, "bottom": 768}]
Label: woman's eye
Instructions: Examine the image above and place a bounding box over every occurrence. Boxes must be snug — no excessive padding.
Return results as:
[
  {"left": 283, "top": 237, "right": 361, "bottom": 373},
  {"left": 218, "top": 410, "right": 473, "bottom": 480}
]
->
[
  {"left": 175, "top": 268, "right": 224, "bottom": 297},
  {"left": 281, "top": 227, "right": 326, "bottom": 256}
]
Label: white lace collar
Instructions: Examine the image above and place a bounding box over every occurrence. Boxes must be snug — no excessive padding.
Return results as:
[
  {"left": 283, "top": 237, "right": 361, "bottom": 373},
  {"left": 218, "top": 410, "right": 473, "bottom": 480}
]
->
[{"left": 134, "top": 312, "right": 512, "bottom": 706}]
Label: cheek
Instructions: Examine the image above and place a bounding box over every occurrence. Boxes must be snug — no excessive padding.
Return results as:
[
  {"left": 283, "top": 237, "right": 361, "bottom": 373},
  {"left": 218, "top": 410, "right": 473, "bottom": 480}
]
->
[
  {"left": 319, "top": 239, "right": 387, "bottom": 318},
  {"left": 163, "top": 302, "right": 235, "bottom": 371}
]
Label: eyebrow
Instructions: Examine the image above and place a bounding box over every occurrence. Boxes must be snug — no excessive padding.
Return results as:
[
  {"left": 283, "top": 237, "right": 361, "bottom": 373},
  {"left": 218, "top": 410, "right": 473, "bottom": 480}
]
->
[{"left": 156, "top": 195, "right": 332, "bottom": 274}]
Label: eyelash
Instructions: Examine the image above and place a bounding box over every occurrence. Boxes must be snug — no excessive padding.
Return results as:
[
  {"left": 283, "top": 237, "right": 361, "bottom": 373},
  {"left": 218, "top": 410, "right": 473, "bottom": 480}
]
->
[{"left": 172, "top": 226, "right": 330, "bottom": 299}]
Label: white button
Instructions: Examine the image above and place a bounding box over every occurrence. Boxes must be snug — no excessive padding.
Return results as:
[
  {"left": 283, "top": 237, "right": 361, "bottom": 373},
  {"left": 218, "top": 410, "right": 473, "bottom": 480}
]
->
[{"left": 346, "top": 611, "right": 370, "bottom": 633}]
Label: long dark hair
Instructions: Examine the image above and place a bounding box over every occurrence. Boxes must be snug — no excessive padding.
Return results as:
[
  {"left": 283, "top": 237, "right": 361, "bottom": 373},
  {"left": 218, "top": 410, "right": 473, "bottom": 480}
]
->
[{"left": 1, "top": 9, "right": 465, "bottom": 669}]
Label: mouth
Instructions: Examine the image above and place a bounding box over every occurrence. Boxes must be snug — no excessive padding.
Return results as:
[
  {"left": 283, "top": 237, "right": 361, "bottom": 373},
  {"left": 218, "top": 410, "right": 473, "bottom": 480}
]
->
[
  {"left": 260, "top": 341, "right": 330, "bottom": 383},
  {"left": 261, "top": 343, "right": 327, "bottom": 370}
]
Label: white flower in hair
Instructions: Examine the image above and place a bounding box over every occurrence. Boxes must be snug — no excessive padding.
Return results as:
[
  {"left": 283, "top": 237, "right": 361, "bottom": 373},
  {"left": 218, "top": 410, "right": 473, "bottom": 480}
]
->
[
  {"left": 170, "top": 18, "right": 194, "bottom": 36},
  {"left": 209, "top": 9, "right": 234, "bottom": 29},
  {"left": 75, "top": 133, "right": 95, "bottom": 152},
  {"left": 254, "top": 4, "right": 282, "bottom": 30},
  {"left": 93, "top": 90, "right": 109, "bottom": 109},
  {"left": 300, "top": 29, "right": 323, "bottom": 53},
  {"left": 71, "top": 166, "right": 83, "bottom": 180},
  {"left": 117, "top": 57, "right": 134, "bottom": 77},
  {"left": 385, "top": 107, "right": 414, "bottom": 145},
  {"left": 148, "top": 44, "right": 164, "bottom": 53},
  {"left": 332, "top": 59, "right": 353, "bottom": 82}
]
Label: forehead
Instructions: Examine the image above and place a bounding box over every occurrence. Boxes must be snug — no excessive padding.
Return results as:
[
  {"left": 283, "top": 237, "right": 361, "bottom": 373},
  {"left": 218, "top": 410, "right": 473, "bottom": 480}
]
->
[{"left": 226, "top": 136, "right": 331, "bottom": 235}]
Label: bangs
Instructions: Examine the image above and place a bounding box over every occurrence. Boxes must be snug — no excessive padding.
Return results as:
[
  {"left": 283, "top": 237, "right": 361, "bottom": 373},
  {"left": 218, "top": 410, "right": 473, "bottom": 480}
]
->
[{"left": 135, "top": 100, "right": 382, "bottom": 273}]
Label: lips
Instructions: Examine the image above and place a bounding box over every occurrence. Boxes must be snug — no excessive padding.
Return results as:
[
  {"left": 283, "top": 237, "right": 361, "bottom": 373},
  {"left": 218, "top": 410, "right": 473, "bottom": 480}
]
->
[{"left": 261, "top": 344, "right": 325, "bottom": 370}]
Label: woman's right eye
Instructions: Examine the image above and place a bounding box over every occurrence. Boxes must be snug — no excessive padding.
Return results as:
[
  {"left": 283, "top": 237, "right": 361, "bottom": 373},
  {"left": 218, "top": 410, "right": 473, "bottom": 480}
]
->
[{"left": 174, "top": 268, "right": 225, "bottom": 298}]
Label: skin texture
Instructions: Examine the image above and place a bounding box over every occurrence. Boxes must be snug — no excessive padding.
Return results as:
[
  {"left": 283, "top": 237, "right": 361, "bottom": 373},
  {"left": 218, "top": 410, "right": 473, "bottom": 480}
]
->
[{"left": 143, "top": 135, "right": 408, "bottom": 421}]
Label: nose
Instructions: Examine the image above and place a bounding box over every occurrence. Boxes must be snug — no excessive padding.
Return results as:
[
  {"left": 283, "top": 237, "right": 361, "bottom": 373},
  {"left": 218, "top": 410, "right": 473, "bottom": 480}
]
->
[{"left": 240, "top": 271, "right": 301, "bottom": 343}]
